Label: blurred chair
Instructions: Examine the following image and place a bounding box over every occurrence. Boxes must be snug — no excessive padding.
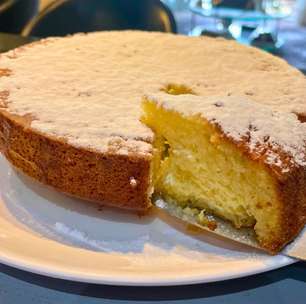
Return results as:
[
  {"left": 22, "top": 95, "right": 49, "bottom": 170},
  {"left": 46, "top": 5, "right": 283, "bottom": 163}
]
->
[
  {"left": 0, "top": 0, "right": 38, "bottom": 34},
  {"left": 22, "top": 0, "right": 177, "bottom": 37}
]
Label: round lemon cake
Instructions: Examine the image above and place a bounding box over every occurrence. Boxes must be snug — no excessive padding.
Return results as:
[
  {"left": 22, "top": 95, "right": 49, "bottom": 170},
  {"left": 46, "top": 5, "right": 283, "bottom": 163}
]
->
[{"left": 0, "top": 31, "right": 306, "bottom": 252}]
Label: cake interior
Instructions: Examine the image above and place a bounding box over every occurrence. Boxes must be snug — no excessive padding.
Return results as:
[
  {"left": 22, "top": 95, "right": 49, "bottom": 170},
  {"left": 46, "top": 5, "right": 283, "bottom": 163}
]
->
[{"left": 142, "top": 96, "right": 281, "bottom": 250}]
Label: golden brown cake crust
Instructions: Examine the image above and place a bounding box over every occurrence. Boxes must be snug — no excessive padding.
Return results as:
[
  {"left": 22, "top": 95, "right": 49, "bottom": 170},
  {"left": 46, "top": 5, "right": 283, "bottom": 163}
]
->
[
  {"left": 271, "top": 166, "right": 306, "bottom": 253},
  {"left": 0, "top": 108, "right": 152, "bottom": 211}
]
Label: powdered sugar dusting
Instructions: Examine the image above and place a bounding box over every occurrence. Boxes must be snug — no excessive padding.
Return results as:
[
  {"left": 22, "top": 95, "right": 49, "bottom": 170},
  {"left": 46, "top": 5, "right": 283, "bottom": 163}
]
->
[
  {"left": 0, "top": 31, "right": 306, "bottom": 154},
  {"left": 147, "top": 93, "right": 306, "bottom": 171}
]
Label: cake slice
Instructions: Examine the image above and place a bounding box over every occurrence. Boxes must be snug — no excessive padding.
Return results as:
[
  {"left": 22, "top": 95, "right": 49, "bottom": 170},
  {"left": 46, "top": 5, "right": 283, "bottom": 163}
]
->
[{"left": 141, "top": 93, "right": 306, "bottom": 253}]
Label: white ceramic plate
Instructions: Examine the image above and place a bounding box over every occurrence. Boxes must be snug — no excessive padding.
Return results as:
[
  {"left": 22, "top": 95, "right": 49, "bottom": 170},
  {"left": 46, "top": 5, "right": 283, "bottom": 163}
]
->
[{"left": 0, "top": 155, "right": 294, "bottom": 286}]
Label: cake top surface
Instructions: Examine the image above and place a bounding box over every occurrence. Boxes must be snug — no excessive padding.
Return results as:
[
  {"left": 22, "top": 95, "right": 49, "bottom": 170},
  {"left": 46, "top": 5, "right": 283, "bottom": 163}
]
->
[
  {"left": 0, "top": 31, "right": 306, "bottom": 155},
  {"left": 146, "top": 93, "right": 306, "bottom": 172}
]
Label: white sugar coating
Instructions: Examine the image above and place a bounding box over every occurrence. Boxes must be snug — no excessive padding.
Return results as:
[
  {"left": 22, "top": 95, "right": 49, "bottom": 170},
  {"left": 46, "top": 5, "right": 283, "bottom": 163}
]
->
[
  {"left": 147, "top": 93, "right": 306, "bottom": 170},
  {"left": 1, "top": 31, "right": 306, "bottom": 154}
]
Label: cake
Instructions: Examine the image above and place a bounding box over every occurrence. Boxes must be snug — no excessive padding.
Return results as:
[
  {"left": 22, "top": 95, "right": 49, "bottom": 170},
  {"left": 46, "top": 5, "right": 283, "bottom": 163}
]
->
[
  {"left": 141, "top": 93, "right": 306, "bottom": 253},
  {"left": 0, "top": 31, "right": 306, "bottom": 252}
]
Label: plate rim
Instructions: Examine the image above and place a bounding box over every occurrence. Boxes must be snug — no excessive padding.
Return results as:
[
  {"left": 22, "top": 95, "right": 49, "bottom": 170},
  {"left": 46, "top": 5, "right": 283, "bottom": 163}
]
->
[{"left": 0, "top": 248, "right": 295, "bottom": 286}]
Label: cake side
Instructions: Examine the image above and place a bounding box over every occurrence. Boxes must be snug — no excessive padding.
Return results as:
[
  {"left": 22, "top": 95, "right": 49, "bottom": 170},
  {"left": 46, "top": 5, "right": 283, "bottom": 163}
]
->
[
  {"left": 0, "top": 108, "right": 153, "bottom": 211},
  {"left": 267, "top": 165, "right": 306, "bottom": 252},
  {"left": 142, "top": 93, "right": 306, "bottom": 253}
]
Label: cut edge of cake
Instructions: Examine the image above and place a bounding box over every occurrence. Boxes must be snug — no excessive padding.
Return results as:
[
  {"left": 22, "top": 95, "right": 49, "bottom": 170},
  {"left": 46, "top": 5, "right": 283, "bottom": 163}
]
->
[{"left": 141, "top": 93, "right": 306, "bottom": 253}]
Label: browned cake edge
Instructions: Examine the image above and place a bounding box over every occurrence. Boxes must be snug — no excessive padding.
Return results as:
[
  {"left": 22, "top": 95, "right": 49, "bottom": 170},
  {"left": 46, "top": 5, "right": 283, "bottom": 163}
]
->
[
  {"left": 267, "top": 165, "right": 306, "bottom": 253},
  {"left": 0, "top": 108, "right": 153, "bottom": 211}
]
